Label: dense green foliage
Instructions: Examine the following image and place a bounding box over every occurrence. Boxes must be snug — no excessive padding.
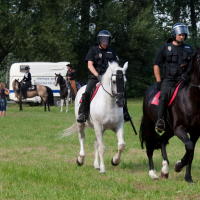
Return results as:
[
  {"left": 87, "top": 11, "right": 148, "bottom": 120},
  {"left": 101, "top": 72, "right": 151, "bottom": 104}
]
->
[
  {"left": 0, "top": 0, "right": 199, "bottom": 96},
  {"left": 1, "top": 101, "right": 200, "bottom": 199}
]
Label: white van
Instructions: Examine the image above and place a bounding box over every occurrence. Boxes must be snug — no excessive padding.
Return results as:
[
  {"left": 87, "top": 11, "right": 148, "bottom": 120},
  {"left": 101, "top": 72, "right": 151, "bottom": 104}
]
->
[{"left": 9, "top": 62, "right": 69, "bottom": 106}]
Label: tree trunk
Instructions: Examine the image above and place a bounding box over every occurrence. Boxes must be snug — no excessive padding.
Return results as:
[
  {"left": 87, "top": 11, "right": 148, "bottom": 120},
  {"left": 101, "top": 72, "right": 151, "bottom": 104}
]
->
[
  {"left": 190, "top": 0, "right": 197, "bottom": 38},
  {"left": 173, "top": 0, "right": 180, "bottom": 23}
]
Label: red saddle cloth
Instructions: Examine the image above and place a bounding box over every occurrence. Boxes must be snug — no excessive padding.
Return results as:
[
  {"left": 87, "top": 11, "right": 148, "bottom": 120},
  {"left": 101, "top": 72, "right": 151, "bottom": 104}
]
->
[
  {"left": 79, "top": 84, "right": 102, "bottom": 103},
  {"left": 151, "top": 82, "right": 183, "bottom": 106}
]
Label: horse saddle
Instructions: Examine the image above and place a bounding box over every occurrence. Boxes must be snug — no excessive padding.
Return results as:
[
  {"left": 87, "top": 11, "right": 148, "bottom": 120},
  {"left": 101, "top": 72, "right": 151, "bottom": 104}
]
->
[
  {"left": 27, "top": 85, "right": 37, "bottom": 91},
  {"left": 79, "top": 83, "right": 101, "bottom": 103},
  {"left": 151, "top": 80, "right": 183, "bottom": 128},
  {"left": 151, "top": 81, "right": 183, "bottom": 107}
]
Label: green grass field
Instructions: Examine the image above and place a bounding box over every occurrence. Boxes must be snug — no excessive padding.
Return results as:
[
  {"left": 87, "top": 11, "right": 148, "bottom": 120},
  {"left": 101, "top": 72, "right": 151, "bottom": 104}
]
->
[{"left": 0, "top": 99, "right": 200, "bottom": 199}]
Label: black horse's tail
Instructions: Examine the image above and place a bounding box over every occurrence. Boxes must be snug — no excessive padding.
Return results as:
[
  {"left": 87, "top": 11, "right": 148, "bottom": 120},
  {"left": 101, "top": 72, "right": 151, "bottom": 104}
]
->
[
  {"left": 139, "top": 115, "right": 161, "bottom": 150},
  {"left": 45, "top": 86, "right": 54, "bottom": 106}
]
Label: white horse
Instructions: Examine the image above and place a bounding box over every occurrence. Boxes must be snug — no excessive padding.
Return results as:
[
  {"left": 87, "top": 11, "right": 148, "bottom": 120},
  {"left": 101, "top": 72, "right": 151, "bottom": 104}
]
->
[
  {"left": 62, "top": 61, "right": 128, "bottom": 173},
  {"left": 54, "top": 73, "right": 71, "bottom": 112}
]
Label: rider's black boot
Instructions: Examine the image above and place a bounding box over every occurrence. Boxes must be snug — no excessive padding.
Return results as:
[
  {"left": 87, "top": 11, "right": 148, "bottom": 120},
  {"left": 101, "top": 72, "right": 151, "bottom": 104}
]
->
[
  {"left": 156, "top": 100, "right": 167, "bottom": 132},
  {"left": 77, "top": 93, "right": 90, "bottom": 123},
  {"left": 123, "top": 105, "right": 131, "bottom": 122},
  {"left": 123, "top": 91, "right": 132, "bottom": 122}
]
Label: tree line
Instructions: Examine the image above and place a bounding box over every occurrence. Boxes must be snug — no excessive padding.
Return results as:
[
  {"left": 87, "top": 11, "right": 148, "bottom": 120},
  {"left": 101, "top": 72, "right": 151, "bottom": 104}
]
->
[{"left": 0, "top": 0, "right": 199, "bottom": 97}]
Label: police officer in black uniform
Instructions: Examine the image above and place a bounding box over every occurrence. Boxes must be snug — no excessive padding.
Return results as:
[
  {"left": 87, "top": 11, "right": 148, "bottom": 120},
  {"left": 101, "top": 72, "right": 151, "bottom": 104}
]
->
[
  {"left": 21, "top": 66, "right": 32, "bottom": 99},
  {"left": 154, "top": 23, "right": 193, "bottom": 131},
  {"left": 77, "top": 30, "right": 131, "bottom": 123}
]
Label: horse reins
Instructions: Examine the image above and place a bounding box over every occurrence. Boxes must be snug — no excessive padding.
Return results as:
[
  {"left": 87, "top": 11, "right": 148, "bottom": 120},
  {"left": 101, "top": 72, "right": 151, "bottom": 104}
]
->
[{"left": 101, "top": 73, "right": 125, "bottom": 98}]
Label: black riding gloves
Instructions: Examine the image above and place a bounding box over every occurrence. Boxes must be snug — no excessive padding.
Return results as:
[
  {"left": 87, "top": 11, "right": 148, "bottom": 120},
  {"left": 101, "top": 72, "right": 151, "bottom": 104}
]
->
[
  {"left": 97, "top": 74, "right": 102, "bottom": 83},
  {"left": 157, "top": 81, "right": 162, "bottom": 91}
]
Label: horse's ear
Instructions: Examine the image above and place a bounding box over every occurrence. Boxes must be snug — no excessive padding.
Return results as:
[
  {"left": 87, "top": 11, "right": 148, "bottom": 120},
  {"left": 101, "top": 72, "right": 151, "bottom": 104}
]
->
[
  {"left": 55, "top": 73, "right": 56, "bottom": 75},
  {"left": 59, "top": 73, "right": 61, "bottom": 75},
  {"left": 122, "top": 62, "right": 128, "bottom": 73}
]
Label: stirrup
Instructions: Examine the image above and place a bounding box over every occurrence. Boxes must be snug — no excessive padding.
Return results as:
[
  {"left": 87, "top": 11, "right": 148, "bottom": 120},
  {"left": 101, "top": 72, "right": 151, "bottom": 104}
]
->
[{"left": 155, "top": 119, "right": 165, "bottom": 132}]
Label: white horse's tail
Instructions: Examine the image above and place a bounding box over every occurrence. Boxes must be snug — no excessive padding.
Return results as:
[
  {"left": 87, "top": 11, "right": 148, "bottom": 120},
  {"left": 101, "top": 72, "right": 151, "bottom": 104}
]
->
[{"left": 61, "top": 123, "right": 88, "bottom": 138}]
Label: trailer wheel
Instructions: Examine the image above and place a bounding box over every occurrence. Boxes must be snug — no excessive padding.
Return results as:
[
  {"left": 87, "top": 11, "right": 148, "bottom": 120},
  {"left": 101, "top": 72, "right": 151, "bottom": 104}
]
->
[{"left": 54, "top": 98, "right": 61, "bottom": 107}]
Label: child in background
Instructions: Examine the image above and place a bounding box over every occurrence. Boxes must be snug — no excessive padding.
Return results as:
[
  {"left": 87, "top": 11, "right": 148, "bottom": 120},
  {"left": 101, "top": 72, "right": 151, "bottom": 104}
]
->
[{"left": 0, "top": 82, "right": 10, "bottom": 117}]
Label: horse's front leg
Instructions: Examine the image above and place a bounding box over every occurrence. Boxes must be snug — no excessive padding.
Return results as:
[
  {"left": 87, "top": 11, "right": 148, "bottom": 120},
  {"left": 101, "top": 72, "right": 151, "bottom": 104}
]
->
[
  {"left": 94, "top": 138, "right": 100, "bottom": 170},
  {"left": 94, "top": 124, "right": 105, "bottom": 173},
  {"left": 160, "top": 131, "right": 174, "bottom": 179},
  {"left": 76, "top": 123, "right": 86, "bottom": 166},
  {"left": 19, "top": 95, "right": 23, "bottom": 111},
  {"left": 111, "top": 126, "right": 125, "bottom": 166},
  {"left": 174, "top": 126, "right": 195, "bottom": 182},
  {"left": 60, "top": 99, "right": 64, "bottom": 112},
  {"left": 66, "top": 90, "right": 70, "bottom": 112},
  {"left": 184, "top": 132, "right": 200, "bottom": 183}
]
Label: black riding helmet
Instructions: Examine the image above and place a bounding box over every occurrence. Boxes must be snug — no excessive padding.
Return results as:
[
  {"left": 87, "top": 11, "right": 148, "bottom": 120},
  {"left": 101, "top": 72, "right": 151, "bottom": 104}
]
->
[
  {"left": 97, "top": 30, "right": 112, "bottom": 47},
  {"left": 66, "top": 64, "right": 73, "bottom": 68},
  {"left": 25, "top": 66, "right": 30, "bottom": 70},
  {"left": 171, "top": 23, "right": 189, "bottom": 41}
]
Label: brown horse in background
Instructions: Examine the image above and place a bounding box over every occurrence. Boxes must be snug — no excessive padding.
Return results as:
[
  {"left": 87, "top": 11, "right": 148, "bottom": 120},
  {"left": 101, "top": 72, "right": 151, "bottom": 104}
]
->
[
  {"left": 140, "top": 45, "right": 200, "bottom": 183},
  {"left": 12, "top": 79, "right": 54, "bottom": 111}
]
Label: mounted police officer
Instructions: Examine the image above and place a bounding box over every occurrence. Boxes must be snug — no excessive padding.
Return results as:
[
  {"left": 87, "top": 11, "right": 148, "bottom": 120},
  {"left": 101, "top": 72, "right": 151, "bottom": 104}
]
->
[
  {"left": 66, "top": 64, "right": 77, "bottom": 95},
  {"left": 154, "top": 23, "right": 193, "bottom": 132},
  {"left": 77, "top": 30, "right": 131, "bottom": 123},
  {"left": 21, "top": 66, "right": 32, "bottom": 99}
]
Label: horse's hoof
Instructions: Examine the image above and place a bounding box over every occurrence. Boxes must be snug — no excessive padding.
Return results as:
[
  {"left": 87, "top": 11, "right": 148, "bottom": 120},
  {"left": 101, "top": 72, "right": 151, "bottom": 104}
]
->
[
  {"left": 149, "top": 170, "right": 159, "bottom": 180},
  {"left": 111, "top": 158, "right": 120, "bottom": 166},
  {"left": 99, "top": 170, "right": 106, "bottom": 173},
  {"left": 161, "top": 171, "right": 169, "bottom": 179},
  {"left": 174, "top": 161, "right": 183, "bottom": 172},
  {"left": 94, "top": 167, "right": 100, "bottom": 170},
  {"left": 185, "top": 175, "right": 195, "bottom": 184},
  {"left": 76, "top": 158, "right": 83, "bottom": 166}
]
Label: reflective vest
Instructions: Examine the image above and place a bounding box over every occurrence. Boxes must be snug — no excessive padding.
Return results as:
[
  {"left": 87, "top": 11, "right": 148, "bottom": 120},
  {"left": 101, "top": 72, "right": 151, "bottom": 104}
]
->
[
  {"left": 93, "top": 46, "right": 116, "bottom": 75},
  {"left": 164, "top": 43, "right": 193, "bottom": 77}
]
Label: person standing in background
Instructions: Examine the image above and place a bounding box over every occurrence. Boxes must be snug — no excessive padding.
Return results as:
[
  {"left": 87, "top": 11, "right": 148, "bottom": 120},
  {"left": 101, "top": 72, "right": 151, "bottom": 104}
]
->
[{"left": 0, "top": 82, "right": 10, "bottom": 117}]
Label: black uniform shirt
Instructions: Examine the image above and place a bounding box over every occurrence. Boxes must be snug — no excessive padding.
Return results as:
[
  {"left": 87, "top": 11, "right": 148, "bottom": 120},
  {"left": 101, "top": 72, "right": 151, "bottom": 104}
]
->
[
  {"left": 66, "top": 70, "right": 76, "bottom": 80},
  {"left": 85, "top": 46, "right": 119, "bottom": 64},
  {"left": 22, "top": 72, "right": 31, "bottom": 82},
  {"left": 153, "top": 42, "right": 187, "bottom": 68}
]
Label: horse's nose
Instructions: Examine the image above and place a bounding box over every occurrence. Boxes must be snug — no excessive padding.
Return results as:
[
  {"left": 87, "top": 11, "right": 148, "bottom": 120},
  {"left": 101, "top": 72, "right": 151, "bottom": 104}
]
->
[{"left": 116, "top": 97, "right": 124, "bottom": 108}]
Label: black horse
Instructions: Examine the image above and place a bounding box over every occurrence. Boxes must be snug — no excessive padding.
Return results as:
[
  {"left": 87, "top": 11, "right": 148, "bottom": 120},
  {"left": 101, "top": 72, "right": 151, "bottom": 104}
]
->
[
  {"left": 54, "top": 73, "right": 84, "bottom": 112},
  {"left": 139, "top": 45, "right": 200, "bottom": 183}
]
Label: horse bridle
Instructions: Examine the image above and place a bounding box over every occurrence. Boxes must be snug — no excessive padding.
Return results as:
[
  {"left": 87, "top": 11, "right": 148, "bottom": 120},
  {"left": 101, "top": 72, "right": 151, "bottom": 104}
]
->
[
  {"left": 101, "top": 73, "right": 125, "bottom": 99},
  {"left": 56, "top": 75, "right": 66, "bottom": 87}
]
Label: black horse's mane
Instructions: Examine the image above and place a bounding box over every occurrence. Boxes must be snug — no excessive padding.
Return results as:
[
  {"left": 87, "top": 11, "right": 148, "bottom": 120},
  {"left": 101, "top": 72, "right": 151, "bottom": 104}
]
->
[{"left": 182, "top": 51, "right": 197, "bottom": 88}]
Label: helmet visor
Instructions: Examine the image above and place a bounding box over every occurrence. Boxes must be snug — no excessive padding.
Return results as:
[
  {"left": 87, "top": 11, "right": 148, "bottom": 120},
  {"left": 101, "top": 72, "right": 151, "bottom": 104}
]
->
[
  {"left": 98, "top": 36, "right": 110, "bottom": 46},
  {"left": 174, "top": 25, "right": 189, "bottom": 36}
]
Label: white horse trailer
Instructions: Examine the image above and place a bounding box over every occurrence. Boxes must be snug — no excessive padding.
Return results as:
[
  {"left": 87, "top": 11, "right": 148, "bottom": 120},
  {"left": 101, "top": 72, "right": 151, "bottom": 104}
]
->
[{"left": 9, "top": 62, "right": 69, "bottom": 106}]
